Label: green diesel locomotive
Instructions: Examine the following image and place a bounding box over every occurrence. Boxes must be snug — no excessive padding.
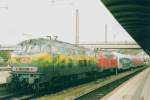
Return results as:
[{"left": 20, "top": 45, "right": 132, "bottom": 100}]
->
[{"left": 8, "top": 38, "right": 98, "bottom": 92}]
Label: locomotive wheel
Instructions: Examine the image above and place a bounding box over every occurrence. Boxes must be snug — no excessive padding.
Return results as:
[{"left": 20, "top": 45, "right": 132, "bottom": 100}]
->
[
  {"left": 44, "top": 82, "right": 50, "bottom": 92},
  {"left": 7, "top": 81, "right": 20, "bottom": 92},
  {"left": 32, "top": 83, "right": 40, "bottom": 93},
  {"left": 32, "top": 79, "right": 42, "bottom": 93},
  {"left": 35, "top": 83, "right": 40, "bottom": 93},
  {"left": 7, "top": 83, "right": 14, "bottom": 92}
]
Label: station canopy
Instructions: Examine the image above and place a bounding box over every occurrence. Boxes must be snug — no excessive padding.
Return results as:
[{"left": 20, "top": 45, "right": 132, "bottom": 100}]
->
[{"left": 101, "top": 0, "right": 150, "bottom": 55}]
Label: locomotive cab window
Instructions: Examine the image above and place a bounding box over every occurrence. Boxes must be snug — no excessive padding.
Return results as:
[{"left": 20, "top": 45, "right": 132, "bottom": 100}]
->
[
  {"left": 27, "top": 44, "right": 41, "bottom": 53},
  {"left": 14, "top": 45, "right": 23, "bottom": 54}
]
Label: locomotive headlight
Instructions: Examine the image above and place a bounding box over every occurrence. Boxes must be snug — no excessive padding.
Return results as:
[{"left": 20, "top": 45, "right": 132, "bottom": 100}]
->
[{"left": 12, "top": 67, "right": 17, "bottom": 71}]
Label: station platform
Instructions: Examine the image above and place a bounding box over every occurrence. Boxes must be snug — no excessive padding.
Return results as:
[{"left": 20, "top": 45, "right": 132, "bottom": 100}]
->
[
  {"left": 0, "top": 71, "right": 10, "bottom": 84},
  {"left": 101, "top": 67, "right": 150, "bottom": 100}
]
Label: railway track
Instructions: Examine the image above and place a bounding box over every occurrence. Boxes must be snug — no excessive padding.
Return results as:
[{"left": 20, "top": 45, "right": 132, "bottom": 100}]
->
[
  {"left": 0, "top": 83, "right": 8, "bottom": 97},
  {"left": 0, "top": 83, "right": 34, "bottom": 100},
  {"left": 0, "top": 90, "right": 35, "bottom": 100},
  {"left": 0, "top": 83, "right": 7, "bottom": 87},
  {"left": 76, "top": 67, "right": 144, "bottom": 100},
  {"left": 0, "top": 92, "right": 21, "bottom": 100}
]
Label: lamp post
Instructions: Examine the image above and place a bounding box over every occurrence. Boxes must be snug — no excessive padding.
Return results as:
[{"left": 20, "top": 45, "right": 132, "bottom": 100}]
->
[
  {"left": 105, "top": 24, "right": 108, "bottom": 44},
  {"left": 75, "top": 8, "right": 79, "bottom": 46}
]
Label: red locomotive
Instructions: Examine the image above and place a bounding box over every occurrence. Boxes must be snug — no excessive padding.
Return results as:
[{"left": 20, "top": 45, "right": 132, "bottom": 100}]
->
[{"left": 96, "top": 50, "right": 117, "bottom": 69}]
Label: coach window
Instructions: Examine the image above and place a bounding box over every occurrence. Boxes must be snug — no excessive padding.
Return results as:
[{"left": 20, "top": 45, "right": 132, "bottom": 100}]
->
[
  {"left": 78, "top": 50, "right": 81, "bottom": 55},
  {"left": 70, "top": 49, "right": 74, "bottom": 55},
  {"left": 51, "top": 46, "right": 58, "bottom": 54},
  {"left": 72, "top": 49, "right": 75, "bottom": 55},
  {"left": 41, "top": 44, "right": 51, "bottom": 52},
  {"left": 64, "top": 48, "right": 68, "bottom": 55},
  {"left": 89, "top": 51, "right": 94, "bottom": 56},
  {"left": 86, "top": 51, "right": 90, "bottom": 56},
  {"left": 60, "top": 47, "right": 66, "bottom": 54},
  {"left": 75, "top": 50, "right": 79, "bottom": 55},
  {"left": 82, "top": 50, "right": 86, "bottom": 55},
  {"left": 67, "top": 48, "right": 72, "bottom": 55}
]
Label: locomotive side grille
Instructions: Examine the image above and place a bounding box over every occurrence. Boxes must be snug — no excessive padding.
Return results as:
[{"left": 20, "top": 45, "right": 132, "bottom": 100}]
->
[{"left": 12, "top": 67, "right": 38, "bottom": 72}]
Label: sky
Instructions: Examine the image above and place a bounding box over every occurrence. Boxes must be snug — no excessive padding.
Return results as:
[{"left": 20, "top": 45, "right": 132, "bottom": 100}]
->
[{"left": 0, "top": 0, "right": 135, "bottom": 46}]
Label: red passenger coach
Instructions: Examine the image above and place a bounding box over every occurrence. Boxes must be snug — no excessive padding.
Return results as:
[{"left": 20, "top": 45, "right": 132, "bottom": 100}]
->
[
  {"left": 96, "top": 50, "right": 118, "bottom": 69},
  {"left": 132, "top": 57, "right": 144, "bottom": 67}
]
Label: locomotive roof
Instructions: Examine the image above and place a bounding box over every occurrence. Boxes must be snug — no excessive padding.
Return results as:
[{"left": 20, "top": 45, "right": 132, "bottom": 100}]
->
[
  {"left": 19, "top": 38, "right": 91, "bottom": 51},
  {"left": 112, "top": 52, "right": 139, "bottom": 59}
]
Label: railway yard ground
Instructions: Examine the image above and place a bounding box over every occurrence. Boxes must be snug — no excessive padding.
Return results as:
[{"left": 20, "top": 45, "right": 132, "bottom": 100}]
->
[{"left": 0, "top": 66, "right": 148, "bottom": 100}]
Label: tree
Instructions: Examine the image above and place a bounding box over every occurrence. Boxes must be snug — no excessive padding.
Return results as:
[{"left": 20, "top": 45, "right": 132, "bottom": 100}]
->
[{"left": 0, "top": 51, "right": 10, "bottom": 62}]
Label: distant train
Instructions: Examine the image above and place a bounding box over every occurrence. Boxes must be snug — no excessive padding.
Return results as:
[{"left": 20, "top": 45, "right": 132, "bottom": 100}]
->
[
  {"left": 7, "top": 38, "right": 145, "bottom": 92},
  {"left": 96, "top": 51, "right": 144, "bottom": 70}
]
